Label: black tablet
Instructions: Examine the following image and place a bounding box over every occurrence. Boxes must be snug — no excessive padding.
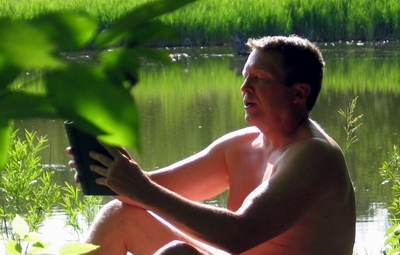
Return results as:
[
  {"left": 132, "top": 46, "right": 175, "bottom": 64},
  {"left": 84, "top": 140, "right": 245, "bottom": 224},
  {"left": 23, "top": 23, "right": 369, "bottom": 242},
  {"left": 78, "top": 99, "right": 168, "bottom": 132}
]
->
[{"left": 64, "top": 120, "right": 117, "bottom": 196}]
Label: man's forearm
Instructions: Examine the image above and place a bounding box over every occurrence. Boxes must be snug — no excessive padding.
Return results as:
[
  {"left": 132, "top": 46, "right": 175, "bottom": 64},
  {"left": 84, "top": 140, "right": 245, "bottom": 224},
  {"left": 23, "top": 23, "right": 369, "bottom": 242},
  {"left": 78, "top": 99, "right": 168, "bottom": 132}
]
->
[{"left": 135, "top": 180, "right": 249, "bottom": 253}]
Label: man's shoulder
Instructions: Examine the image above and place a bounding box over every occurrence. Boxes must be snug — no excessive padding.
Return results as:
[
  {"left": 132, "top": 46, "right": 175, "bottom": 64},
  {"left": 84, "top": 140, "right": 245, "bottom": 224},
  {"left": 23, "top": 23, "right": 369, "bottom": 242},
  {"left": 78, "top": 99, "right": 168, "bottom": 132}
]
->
[
  {"left": 285, "top": 137, "right": 345, "bottom": 164},
  {"left": 229, "top": 126, "right": 260, "bottom": 136},
  {"left": 278, "top": 137, "right": 348, "bottom": 188},
  {"left": 218, "top": 126, "right": 260, "bottom": 142},
  {"left": 208, "top": 126, "right": 260, "bottom": 152}
]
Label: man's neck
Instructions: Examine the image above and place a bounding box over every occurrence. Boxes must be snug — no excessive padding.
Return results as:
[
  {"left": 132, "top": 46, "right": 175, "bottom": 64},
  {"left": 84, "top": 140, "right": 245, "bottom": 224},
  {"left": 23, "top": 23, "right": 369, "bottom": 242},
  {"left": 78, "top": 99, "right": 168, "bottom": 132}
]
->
[{"left": 258, "top": 116, "right": 311, "bottom": 150}]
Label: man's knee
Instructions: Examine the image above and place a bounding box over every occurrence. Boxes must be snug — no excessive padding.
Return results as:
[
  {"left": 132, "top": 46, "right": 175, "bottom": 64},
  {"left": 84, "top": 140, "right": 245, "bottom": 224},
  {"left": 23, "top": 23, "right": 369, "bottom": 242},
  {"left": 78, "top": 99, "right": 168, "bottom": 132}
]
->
[
  {"left": 155, "top": 240, "right": 203, "bottom": 255},
  {"left": 97, "top": 199, "right": 144, "bottom": 219}
]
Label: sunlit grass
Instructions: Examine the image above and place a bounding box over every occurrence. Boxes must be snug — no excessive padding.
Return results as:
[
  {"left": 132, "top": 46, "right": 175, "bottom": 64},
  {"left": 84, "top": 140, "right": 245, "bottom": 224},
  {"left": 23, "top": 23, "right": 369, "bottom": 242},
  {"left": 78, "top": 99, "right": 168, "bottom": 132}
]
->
[
  {"left": 0, "top": 0, "right": 142, "bottom": 22},
  {"left": 1, "top": 0, "right": 399, "bottom": 44}
]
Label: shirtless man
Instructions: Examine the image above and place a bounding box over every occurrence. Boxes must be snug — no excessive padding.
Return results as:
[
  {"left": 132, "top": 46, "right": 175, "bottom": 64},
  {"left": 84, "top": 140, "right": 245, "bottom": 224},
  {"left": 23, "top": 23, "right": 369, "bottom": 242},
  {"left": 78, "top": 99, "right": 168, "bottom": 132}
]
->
[{"left": 68, "top": 35, "right": 356, "bottom": 254}]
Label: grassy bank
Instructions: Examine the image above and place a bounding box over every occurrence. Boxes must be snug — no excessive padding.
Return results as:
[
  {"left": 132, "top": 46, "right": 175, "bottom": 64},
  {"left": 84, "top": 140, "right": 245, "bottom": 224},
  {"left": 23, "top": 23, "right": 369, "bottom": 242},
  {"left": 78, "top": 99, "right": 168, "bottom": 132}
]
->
[{"left": 1, "top": 0, "right": 399, "bottom": 44}]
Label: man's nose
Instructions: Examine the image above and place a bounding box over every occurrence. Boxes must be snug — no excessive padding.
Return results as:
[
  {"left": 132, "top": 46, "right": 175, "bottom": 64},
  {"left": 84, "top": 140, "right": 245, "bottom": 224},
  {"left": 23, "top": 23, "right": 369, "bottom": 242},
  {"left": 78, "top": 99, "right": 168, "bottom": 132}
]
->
[{"left": 240, "top": 77, "right": 253, "bottom": 93}]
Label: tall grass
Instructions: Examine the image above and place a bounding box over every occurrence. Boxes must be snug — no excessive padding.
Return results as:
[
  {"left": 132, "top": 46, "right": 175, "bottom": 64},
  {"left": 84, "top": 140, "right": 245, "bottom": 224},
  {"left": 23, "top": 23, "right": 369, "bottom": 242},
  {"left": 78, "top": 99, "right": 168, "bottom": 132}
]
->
[
  {"left": 165, "top": 0, "right": 400, "bottom": 43},
  {"left": 0, "top": 0, "right": 399, "bottom": 44},
  {"left": 0, "top": 0, "right": 141, "bottom": 23}
]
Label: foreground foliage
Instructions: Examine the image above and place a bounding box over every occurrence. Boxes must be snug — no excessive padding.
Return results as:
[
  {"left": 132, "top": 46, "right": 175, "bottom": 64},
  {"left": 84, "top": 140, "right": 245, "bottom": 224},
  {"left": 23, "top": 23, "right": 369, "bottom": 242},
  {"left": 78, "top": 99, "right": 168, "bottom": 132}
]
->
[
  {"left": 5, "top": 215, "right": 98, "bottom": 255},
  {"left": 1, "top": 1, "right": 196, "bottom": 253},
  {"left": 0, "top": 129, "right": 103, "bottom": 254},
  {"left": 0, "top": 0, "right": 197, "bottom": 170},
  {"left": 0, "top": 129, "right": 59, "bottom": 234},
  {"left": 380, "top": 146, "right": 400, "bottom": 255}
]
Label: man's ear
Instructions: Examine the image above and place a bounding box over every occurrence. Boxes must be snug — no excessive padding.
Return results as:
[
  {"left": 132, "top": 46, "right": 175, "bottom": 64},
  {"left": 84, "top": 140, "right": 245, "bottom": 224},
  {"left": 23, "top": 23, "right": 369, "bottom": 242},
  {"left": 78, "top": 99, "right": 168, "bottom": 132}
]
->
[{"left": 293, "top": 83, "right": 311, "bottom": 103}]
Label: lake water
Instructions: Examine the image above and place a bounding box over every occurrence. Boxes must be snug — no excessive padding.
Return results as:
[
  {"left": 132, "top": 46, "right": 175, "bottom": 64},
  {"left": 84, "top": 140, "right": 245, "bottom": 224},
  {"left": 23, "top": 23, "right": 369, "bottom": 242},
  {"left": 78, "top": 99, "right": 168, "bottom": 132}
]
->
[{"left": 9, "top": 42, "right": 400, "bottom": 254}]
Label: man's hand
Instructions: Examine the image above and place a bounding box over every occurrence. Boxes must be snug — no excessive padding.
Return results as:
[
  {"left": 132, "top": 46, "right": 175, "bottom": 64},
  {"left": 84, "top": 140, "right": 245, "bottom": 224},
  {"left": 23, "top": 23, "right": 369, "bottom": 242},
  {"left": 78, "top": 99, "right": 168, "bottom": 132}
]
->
[
  {"left": 65, "top": 146, "right": 81, "bottom": 183},
  {"left": 89, "top": 142, "right": 153, "bottom": 202},
  {"left": 66, "top": 144, "right": 142, "bottom": 206}
]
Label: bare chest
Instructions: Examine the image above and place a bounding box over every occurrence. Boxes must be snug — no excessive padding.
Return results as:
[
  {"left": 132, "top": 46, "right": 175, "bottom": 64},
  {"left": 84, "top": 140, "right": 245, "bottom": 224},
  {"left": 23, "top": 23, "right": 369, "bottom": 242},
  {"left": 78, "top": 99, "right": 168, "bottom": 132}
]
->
[{"left": 225, "top": 150, "right": 279, "bottom": 211}]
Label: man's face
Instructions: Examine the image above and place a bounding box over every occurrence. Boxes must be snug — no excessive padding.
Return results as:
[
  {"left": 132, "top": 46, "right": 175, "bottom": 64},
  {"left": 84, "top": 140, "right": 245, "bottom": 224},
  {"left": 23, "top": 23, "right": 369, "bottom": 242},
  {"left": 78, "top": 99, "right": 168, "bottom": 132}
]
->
[{"left": 240, "top": 50, "right": 295, "bottom": 127}]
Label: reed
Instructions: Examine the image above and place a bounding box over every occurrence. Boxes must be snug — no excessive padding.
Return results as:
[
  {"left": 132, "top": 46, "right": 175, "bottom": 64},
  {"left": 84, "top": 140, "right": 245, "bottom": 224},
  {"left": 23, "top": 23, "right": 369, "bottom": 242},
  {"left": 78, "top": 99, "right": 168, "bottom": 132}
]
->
[{"left": 1, "top": 0, "right": 399, "bottom": 44}]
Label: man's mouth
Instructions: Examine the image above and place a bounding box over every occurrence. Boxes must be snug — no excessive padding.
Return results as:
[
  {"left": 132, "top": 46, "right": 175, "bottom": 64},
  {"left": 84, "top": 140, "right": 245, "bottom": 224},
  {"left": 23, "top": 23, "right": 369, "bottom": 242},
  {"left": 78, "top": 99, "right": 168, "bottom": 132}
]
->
[{"left": 244, "top": 102, "right": 255, "bottom": 108}]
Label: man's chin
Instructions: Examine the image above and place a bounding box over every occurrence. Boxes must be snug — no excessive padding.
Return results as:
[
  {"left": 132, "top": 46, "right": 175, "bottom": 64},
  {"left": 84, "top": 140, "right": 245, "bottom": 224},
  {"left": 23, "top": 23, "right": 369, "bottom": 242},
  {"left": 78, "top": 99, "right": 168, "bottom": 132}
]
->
[{"left": 244, "top": 115, "right": 256, "bottom": 125}]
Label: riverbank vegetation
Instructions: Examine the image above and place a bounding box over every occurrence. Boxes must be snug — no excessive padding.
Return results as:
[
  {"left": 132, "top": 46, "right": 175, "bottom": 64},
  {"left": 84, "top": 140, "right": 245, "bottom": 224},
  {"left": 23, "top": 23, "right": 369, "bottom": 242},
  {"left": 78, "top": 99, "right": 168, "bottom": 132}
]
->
[
  {"left": 0, "top": 129, "right": 101, "bottom": 254},
  {"left": 380, "top": 147, "right": 400, "bottom": 254},
  {"left": 1, "top": 0, "right": 399, "bottom": 45}
]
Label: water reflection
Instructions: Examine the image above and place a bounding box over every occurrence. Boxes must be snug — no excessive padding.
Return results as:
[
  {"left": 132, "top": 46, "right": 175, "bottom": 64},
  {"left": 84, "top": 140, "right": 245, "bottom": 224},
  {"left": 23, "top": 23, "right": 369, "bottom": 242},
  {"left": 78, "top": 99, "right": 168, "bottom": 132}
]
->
[
  {"left": 354, "top": 203, "right": 390, "bottom": 254},
  {"left": 11, "top": 43, "right": 400, "bottom": 254}
]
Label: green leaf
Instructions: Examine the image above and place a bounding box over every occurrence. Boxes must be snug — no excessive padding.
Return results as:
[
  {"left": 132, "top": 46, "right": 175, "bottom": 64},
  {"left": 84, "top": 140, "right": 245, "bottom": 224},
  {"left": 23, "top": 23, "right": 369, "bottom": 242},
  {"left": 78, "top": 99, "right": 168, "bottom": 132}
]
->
[
  {"left": 124, "top": 20, "right": 179, "bottom": 47},
  {"left": 117, "top": 0, "right": 197, "bottom": 27},
  {"left": 31, "top": 12, "right": 98, "bottom": 50},
  {"left": 0, "top": 92, "right": 58, "bottom": 119},
  {"left": 28, "top": 241, "right": 48, "bottom": 254},
  {"left": 139, "top": 48, "right": 177, "bottom": 65},
  {"left": 5, "top": 239, "right": 22, "bottom": 255},
  {"left": 59, "top": 242, "right": 99, "bottom": 255},
  {"left": 25, "top": 232, "right": 47, "bottom": 243},
  {"left": 100, "top": 48, "right": 141, "bottom": 88},
  {"left": 46, "top": 64, "right": 140, "bottom": 148},
  {"left": 0, "top": 19, "right": 62, "bottom": 69},
  {"left": 0, "top": 119, "right": 11, "bottom": 170},
  {"left": 12, "top": 214, "right": 30, "bottom": 238},
  {"left": 0, "top": 54, "right": 20, "bottom": 90},
  {"left": 99, "top": 48, "right": 175, "bottom": 90},
  {"left": 95, "top": 0, "right": 197, "bottom": 47}
]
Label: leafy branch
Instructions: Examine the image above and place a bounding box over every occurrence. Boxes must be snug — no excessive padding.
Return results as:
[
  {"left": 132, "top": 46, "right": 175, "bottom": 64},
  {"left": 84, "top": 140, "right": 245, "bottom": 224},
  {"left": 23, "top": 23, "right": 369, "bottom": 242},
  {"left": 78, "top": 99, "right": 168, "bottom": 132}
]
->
[{"left": 0, "top": 0, "right": 198, "bottom": 170}]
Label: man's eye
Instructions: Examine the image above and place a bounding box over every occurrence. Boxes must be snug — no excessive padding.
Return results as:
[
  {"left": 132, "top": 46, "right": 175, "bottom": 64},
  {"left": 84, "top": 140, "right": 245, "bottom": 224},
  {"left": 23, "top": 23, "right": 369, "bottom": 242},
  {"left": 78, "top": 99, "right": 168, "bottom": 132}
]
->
[
  {"left": 252, "top": 76, "right": 267, "bottom": 81},
  {"left": 257, "top": 77, "right": 273, "bottom": 84}
]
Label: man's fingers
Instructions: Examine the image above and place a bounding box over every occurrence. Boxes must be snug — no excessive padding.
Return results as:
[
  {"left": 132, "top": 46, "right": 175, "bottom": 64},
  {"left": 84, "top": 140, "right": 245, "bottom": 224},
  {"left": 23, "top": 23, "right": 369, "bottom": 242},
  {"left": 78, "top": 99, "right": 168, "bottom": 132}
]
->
[
  {"left": 90, "top": 164, "right": 110, "bottom": 187},
  {"left": 74, "top": 172, "right": 81, "bottom": 184},
  {"left": 65, "top": 146, "right": 73, "bottom": 157},
  {"left": 89, "top": 151, "right": 113, "bottom": 166},
  {"left": 68, "top": 160, "right": 77, "bottom": 168},
  {"left": 98, "top": 140, "right": 123, "bottom": 159},
  {"left": 118, "top": 147, "right": 132, "bottom": 160},
  {"left": 90, "top": 164, "right": 108, "bottom": 177},
  {"left": 95, "top": 177, "right": 107, "bottom": 186}
]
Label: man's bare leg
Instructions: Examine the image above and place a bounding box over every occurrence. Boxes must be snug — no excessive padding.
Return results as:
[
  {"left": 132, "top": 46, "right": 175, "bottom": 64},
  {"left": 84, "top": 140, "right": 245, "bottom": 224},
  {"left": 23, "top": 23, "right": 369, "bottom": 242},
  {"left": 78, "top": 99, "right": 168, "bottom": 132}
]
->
[
  {"left": 84, "top": 199, "right": 229, "bottom": 255},
  {"left": 84, "top": 199, "right": 183, "bottom": 255}
]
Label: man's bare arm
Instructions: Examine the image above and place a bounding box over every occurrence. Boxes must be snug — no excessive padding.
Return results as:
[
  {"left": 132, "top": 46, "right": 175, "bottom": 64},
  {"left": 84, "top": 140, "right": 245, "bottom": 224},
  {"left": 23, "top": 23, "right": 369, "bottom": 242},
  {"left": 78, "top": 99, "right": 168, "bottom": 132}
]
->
[{"left": 90, "top": 138, "right": 345, "bottom": 253}]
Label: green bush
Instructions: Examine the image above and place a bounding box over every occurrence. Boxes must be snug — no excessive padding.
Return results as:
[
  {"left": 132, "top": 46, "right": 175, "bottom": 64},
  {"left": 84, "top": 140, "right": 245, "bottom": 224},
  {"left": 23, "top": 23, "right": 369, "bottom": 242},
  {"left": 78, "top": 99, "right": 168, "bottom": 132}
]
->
[
  {"left": 380, "top": 146, "right": 400, "bottom": 254},
  {"left": 0, "top": 128, "right": 60, "bottom": 234},
  {"left": 0, "top": 128, "right": 102, "bottom": 254}
]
